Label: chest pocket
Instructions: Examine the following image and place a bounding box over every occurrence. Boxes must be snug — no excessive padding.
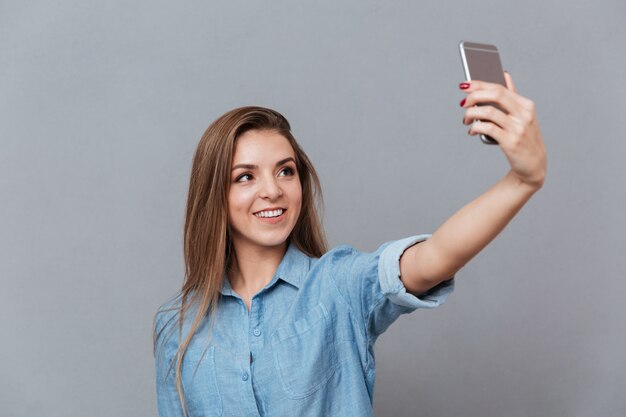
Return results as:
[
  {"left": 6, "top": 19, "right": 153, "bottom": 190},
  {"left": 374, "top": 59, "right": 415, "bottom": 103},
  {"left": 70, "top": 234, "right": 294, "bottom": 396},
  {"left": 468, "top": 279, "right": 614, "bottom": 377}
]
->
[
  {"left": 181, "top": 344, "right": 223, "bottom": 417},
  {"left": 271, "top": 302, "right": 339, "bottom": 399}
]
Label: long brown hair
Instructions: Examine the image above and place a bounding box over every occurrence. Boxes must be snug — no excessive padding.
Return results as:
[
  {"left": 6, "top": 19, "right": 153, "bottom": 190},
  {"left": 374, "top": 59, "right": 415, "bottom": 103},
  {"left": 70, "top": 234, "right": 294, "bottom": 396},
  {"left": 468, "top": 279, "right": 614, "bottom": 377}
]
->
[{"left": 153, "top": 106, "right": 328, "bottom": 416}]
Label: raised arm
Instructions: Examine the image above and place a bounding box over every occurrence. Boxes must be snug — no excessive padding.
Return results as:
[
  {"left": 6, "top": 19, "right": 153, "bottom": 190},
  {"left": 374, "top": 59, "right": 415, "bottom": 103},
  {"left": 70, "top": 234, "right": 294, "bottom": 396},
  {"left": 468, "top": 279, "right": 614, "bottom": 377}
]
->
[{"left": 400, "top": 72, "right": 548, "bottom": 295}]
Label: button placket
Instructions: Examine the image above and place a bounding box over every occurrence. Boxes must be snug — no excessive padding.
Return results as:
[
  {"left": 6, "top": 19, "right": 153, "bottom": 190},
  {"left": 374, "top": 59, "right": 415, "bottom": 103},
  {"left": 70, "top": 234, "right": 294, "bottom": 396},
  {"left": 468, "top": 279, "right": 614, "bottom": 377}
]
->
[
  {"left": 249, "top": 295, "right": 263, "bottom": 343},
  {"left": 246, "top": 295, "right": 261, "bottom": 385}
]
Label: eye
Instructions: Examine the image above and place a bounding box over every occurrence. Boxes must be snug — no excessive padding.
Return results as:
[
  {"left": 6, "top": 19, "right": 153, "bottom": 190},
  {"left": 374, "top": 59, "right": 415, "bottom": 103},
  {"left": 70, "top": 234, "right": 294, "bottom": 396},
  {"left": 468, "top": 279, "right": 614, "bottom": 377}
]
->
[
  {"left": 279, "top": 166, "right": 295, "bottom": 176},
  {"left": 234, "top": 166, "right": 296, "bottom": 183},
  {"left": 235, "top": 173, "right": 253, "bottom": 183}
]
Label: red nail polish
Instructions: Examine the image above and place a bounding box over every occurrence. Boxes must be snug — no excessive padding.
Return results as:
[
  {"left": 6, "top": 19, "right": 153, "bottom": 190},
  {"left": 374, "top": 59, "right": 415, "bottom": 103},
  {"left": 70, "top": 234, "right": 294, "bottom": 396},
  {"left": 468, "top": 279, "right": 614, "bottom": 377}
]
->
[
  {"left": 459, "top": 82, "right": 470, "bottom": 89},
  {"left": 460, "top": 98, "right": 466, "bottom": 107}
]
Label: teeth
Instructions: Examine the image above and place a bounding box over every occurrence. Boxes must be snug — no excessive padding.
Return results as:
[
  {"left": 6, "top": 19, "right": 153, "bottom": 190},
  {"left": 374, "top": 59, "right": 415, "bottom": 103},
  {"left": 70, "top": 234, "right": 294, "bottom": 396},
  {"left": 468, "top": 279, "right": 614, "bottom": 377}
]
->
[{"left": 254, "top": 209, "right": 284, "bottom": 218}]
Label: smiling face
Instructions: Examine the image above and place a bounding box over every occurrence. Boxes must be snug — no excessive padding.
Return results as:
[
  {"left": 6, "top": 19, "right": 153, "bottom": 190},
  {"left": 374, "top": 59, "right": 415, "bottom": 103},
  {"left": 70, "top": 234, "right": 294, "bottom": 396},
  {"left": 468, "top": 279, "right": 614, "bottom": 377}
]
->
[{"left": 227, "top": 129, "right": 302, "bottom": 253}]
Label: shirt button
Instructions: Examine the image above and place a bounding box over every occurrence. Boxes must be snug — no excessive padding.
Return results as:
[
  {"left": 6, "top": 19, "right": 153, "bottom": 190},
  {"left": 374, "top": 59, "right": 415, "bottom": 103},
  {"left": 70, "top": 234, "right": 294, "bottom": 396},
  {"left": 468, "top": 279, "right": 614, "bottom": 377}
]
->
[
  {"left": 253, "top": 328, "right": 261, "bottom": 337},
  {"left": 242, "top": 371, "right": 249, "bottom": 381}
]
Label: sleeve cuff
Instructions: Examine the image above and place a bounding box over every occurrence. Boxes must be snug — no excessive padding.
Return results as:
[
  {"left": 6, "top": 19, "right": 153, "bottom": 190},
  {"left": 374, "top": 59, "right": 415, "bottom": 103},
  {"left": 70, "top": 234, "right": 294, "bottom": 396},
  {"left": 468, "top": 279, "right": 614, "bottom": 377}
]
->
[{"left": 378, "top": 234, "right": 455, "bottom": 309}]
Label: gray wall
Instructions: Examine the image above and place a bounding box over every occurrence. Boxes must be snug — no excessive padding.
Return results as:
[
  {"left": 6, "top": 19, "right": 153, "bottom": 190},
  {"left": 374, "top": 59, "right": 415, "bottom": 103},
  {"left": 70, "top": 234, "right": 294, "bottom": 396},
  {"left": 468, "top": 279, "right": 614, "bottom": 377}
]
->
[{"left": 1, "top": 1, "right": 624, "bottom": 416}]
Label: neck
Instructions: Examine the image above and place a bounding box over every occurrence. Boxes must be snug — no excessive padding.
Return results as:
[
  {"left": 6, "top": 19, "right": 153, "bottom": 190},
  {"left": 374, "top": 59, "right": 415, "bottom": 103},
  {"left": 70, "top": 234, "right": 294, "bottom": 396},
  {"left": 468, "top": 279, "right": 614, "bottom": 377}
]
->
[{"left": 228, "top": 240, "right": 288, "bottom": 295}]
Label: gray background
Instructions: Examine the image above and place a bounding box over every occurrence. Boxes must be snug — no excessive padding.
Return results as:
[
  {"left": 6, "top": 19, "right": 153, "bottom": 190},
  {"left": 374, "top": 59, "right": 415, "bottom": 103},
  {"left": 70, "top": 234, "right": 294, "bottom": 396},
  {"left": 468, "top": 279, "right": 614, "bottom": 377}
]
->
[{"left": 1, "top": 0, "right": 624, "bottom": 416}]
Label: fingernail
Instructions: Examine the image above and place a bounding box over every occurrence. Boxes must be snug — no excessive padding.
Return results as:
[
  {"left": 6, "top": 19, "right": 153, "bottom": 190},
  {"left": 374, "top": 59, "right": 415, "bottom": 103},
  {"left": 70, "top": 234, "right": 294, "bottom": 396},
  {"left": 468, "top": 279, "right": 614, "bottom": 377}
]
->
[
  {"left": 459, "top": 98, "right": 466, "bottom": 107},
  {"left": 459, "top": 82, "right": 470, "bottom": 89}
]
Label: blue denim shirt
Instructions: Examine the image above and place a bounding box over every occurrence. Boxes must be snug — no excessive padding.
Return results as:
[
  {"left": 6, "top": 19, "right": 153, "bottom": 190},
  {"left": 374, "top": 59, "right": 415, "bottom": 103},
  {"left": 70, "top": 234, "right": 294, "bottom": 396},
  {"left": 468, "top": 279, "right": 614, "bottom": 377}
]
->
[{"left": 154, "top": 234, "right": 455, "bottom": 417}]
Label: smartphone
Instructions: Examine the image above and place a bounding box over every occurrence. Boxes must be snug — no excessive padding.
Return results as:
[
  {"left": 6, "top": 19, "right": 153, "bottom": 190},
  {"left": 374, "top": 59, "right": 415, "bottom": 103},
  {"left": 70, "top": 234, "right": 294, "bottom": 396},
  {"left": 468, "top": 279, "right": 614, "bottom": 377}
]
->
[{"left": 459, "top": 41, "right": 507, "bottom": 145}]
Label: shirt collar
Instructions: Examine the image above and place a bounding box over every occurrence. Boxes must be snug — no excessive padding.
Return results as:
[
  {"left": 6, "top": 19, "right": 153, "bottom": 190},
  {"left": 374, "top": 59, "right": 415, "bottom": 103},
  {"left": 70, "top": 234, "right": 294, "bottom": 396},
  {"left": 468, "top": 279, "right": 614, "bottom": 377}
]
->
[{"left": 219, "top": 240, "right": 311, "bottom": 296}]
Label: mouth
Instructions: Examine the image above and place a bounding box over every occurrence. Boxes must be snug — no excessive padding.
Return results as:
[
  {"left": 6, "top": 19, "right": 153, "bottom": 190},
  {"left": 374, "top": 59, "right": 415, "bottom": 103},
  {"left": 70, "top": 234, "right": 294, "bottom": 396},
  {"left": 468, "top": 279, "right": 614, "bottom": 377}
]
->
[
  {"left": 253, "top": 208, "right": 287, "bottom": 222},
  {"left": 253, "top": 208, "right": 286, "bottom": 217}
]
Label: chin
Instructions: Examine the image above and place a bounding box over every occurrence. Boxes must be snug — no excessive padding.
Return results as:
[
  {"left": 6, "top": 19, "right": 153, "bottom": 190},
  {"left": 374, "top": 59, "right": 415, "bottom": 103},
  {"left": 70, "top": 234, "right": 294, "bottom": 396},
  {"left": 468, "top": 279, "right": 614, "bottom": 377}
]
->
[
  {"left": 256, "top": 233, "right": 292, "bottom": 248},
  {"left": 232, "top": 229, "right": 293, "bottom": 250},
  {"left": 230, "top": 211, "right": 299, "bottom": 249}
]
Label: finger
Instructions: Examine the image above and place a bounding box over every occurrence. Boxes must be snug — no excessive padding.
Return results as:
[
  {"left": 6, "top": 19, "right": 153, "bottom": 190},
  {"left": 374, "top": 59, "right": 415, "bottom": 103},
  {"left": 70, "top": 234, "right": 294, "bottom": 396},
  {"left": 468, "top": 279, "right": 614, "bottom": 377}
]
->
[
  {"left": 460, "top": 79, "right": 504, "bottom": 93},
  {"left": 462, "top": 105, "right": 511, "bottom": 130},
  {"left": 468, "top": 120, "right": 507, "bottom": 143},
  {"left": 503, "top": 71, "right": 517, "bottom": 93},
  {"left": 461, "top": 88, "right": 523, "bottom": 117},
  {"left": 460, "top": 79, "right": 534, "bottom": 118},
  {"left": 503, "top": 75, "right": 536, "bottom": 113}
]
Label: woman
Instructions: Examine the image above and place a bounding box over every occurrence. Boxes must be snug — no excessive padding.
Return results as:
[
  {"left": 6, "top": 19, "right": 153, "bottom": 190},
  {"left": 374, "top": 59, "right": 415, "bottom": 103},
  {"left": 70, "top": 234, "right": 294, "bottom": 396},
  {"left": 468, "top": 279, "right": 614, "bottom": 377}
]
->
[{"left": 153, "top": 73, "right": 547, "bottom": 417}]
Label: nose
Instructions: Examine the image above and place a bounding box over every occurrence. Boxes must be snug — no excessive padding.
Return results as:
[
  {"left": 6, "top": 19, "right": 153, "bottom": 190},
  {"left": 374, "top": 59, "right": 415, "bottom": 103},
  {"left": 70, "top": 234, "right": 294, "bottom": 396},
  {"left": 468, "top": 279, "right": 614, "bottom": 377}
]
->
[{"left": 258, "top": 175, "right": 283, "bottom": 200}]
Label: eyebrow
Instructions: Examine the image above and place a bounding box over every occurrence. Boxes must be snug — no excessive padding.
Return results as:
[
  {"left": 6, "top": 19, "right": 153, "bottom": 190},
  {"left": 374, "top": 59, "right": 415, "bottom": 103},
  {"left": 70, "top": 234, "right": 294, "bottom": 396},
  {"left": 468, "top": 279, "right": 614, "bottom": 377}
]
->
[{"left": 231, "top": 157, "right": 296, "bottom": 171}]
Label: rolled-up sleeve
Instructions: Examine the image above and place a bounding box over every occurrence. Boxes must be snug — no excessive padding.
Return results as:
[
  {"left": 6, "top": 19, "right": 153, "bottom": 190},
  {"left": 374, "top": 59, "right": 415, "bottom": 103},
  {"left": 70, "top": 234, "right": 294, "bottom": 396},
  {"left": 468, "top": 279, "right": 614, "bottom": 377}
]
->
[
  {"left": 328, "top": 234, "right": 455, "bottom": 342},
  {"left": 378, "top": 234, "right": 455, "bottom": 310}
]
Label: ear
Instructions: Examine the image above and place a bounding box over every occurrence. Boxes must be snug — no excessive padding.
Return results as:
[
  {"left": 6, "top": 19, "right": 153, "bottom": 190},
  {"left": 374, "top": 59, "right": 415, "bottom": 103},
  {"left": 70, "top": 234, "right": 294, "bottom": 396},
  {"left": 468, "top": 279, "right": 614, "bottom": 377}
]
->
[{"left": 504, "top": 70, "right": 517, "bottom": 93}]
